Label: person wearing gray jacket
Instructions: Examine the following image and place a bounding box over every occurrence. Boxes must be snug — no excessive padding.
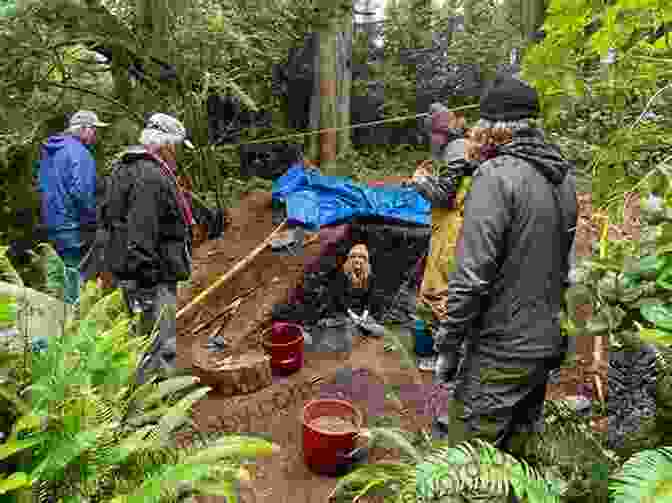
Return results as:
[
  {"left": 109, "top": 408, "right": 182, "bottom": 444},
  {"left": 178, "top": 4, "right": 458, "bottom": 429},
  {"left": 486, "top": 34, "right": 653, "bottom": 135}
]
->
[{"left": 431, "top": 74, "right": 578, "bottom": 463}]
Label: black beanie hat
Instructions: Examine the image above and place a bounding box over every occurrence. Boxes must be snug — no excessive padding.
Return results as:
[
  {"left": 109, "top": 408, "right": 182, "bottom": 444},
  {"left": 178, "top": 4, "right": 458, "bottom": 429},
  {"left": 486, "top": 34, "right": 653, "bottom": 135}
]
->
[{"left": 479, "top": 74, "right": 540, "bottom": 122}]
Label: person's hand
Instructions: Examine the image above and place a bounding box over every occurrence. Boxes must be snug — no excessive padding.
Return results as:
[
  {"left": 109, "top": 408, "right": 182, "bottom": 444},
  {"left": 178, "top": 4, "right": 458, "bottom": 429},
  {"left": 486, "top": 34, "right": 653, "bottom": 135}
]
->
[
  {"left": 347, "top": 308, "right": 362, "bottom": 325},
  {"left": 444, "top": 111, "right": 465, "bottom": 130},
  {"left": 434, "top": 352, "right": 459, "bottom": 383},
  {"left": 413, "top": 160, "right": 432, "bottom": 180}
]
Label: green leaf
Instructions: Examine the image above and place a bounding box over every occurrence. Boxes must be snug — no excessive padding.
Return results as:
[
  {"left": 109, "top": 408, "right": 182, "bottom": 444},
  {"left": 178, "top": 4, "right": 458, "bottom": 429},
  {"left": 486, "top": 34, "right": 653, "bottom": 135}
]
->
[
  {"left": 141, "top": 375, "right": 201, "bottom": 409},
  {"left": 639, "top": 327, "right": 672, "bottom": 346},
  {"left": 640, "top": 303, "right": 672, "bottom": 331},
  {"left": 9, "top": 413, "right": 44, "bottom": 441},
  {"left": 609, "top": 447, "right": 672, "bottom": 502},
  {"left": 0, "top": 295, "right": 17, "bottom": 329},
  {"left": 0, "top": 472, "right": 31, "bottom": 495},
  {"left": 156, "top": 386, "right": 211, "bottom": 440},
  {"left": 184, "top": 435, "right": 279, "bottom": 465},
  {"left": 0, "top": 438, "right": 43, "bottom": 462},
  {"left": 193, "top": 478, "right": 239, "bottom": 502},
  {"left": 35, "top": 243, "right": 65, "bottom": 299}
]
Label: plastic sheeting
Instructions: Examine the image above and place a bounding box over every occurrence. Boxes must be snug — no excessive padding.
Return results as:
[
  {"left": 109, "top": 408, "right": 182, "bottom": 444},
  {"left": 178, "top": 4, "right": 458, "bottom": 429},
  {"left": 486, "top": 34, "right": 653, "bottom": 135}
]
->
[{"left": 272, "top": 164, "right": 431, "bottom": 230}]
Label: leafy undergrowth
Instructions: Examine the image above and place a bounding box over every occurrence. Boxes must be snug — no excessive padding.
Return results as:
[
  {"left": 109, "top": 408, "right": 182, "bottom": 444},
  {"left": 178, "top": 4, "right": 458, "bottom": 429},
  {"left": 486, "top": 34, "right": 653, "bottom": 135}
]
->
[{"left": 0, "top": 254, "right": 280, "bottom": 502}]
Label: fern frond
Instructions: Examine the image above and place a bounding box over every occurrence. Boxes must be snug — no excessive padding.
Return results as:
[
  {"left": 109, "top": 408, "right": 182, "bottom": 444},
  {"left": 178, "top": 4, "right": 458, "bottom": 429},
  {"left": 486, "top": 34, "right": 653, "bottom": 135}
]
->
[
  {"left": 330, "top": 462, "right": 415, "bottom": 503},
  {"left": 417, "top": 439, "right": 562, "bottom": 503},
  {"left": 34, "top": 243, "right": 65, "bottom": 299},
  {"left": 141, "top": 375, "right": 202, "bottom": 410},
  {"left": 609, "top": 446, "right": 672, "bottom": 502},
  {"left": 108, "top": 462, "right": 212, "bottom": 503},
  {"left": 82, "top": 288, "right": 127, "bottom": 334},
  {"left": 362, "top": 427, "right": 423, "bottom": 463},
  {"left": 182, "top": 435, "right": 279, "bottom": 465},
  {"left": 0, "top": 246, "right": 24, "bottom": 286},
  {"left": 29, "top": 421, "right": 116, "bottom": 484},
  {"left": 156, "top": 386, "right": 212, "bottom": 442}
]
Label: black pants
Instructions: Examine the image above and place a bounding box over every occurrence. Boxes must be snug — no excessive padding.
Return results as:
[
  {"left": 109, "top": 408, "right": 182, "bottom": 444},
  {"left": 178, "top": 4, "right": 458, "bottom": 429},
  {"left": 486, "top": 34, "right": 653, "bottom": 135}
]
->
[
  {"left": 121, "top": 282, "right": 178, "bottom": 385},
  {"left": 433, "top": 353, "right": 563, "bottom": 458}
]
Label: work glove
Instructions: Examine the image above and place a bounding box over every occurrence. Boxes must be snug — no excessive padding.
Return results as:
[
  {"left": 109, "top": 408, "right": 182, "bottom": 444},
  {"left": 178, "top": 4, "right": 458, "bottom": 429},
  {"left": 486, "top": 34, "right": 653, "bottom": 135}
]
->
[
  {"left": 348, "top": 309, "right": 386, "bottom": 337},
  {"left": 347, "top": 308, "right": 364, "bottom": 325},
  {"left": 434, "top": 352, "right": 459, "bottom": 384}
]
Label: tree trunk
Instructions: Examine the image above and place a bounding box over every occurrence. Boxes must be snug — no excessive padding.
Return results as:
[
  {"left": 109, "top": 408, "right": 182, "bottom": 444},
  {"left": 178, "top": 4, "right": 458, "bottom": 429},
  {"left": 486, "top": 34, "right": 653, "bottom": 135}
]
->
[
  {"left": 314, "top": 1, "right": 343, "bottom": 173},
  {"left": 463, "top": 0, "right": 474, "bottom": 32},
  {"left": 522, "top": 0, "right": 546, "bottom": 41},
  {"left": 336, "top": 15, "right": 353, "bottom": 154},
  {"left": 308, "top": 32, "right": 321, "bottom": 162},
  {"left": 319, "top": 27, "right": 338, "bottom": 172}
]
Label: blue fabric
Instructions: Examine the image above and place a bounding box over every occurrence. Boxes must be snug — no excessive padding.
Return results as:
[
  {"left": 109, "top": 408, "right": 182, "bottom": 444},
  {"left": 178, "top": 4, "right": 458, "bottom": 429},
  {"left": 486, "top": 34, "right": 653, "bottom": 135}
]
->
[
  {"left": 272, "top": 164, "right": 431, "bottom": 230},
  {"left": 38, "top": 135, "right": 97, "bottom": 253}
]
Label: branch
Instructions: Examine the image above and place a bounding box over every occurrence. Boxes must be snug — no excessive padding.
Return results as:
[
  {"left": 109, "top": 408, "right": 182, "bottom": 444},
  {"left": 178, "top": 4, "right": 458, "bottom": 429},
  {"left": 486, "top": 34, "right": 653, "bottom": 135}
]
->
[
  {"left": 629, "top": 82, "right": 672, "bottom": 130},
  {"left": 32, "top": 81, "right": 143, "bottom": 121}
]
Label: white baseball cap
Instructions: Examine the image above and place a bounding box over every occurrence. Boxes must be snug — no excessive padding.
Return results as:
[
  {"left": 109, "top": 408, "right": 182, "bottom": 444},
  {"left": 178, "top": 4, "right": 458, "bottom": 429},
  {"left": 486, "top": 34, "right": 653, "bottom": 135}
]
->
[
  {"left": 140, "top": 113, "right": 195, "bottom": 149},
  {"left": 69, "top": 110, "right": 110, "bottom": 128}
]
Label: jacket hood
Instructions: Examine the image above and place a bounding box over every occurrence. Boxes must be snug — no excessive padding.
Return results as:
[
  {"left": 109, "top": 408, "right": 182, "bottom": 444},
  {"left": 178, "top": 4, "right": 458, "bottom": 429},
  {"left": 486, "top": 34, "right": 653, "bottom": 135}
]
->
[
  {"left": 497, "top": 129, "right": 571, "bottom": 185},
  {"left": 118, "top": 145, "right": 153, "bottom": 163},
  {"left": 42, "top": 134, "right": 80, "bottom": 156}
]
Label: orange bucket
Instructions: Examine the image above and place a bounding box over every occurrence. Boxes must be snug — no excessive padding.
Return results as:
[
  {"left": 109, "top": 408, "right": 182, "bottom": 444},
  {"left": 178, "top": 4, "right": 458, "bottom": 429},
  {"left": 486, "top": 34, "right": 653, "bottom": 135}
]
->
[
  {"left": 262, "top": 322, "right": 304, "bottom": 375},
  {"left": 301, "top": 399, "right": 363, "bottom": 475}
]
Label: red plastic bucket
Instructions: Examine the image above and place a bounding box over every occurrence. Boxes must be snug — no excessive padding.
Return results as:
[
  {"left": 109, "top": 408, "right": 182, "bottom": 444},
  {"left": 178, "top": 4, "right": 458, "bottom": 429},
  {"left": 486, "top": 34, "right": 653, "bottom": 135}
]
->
[
  {"left": 302, "top": 399, "right": 363, "bottom": 475},
  {"left": 263, "top": 322, "right": 304, "bottom": 375}
]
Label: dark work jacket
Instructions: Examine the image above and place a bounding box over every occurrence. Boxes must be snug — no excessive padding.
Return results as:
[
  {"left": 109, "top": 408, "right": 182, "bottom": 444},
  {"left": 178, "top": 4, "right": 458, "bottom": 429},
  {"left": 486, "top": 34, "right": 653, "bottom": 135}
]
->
[
  {"left": 99, "top": 147, "right": 192, "bottom": 287},
  {"left": 327, "top": 271, "right": 381, "bottom": 319},
  {"left": 434, "top": 129, "right": 577, "bottom": 362},
  {"left": 406, "top": 128, "right": 474, "bottom": 208}
]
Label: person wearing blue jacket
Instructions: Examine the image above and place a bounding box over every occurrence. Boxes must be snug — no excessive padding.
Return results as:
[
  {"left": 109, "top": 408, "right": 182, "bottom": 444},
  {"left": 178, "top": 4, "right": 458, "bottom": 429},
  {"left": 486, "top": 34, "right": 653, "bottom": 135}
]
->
[{"left": 38, "top": 110, "right": 109, "bottom": 304}]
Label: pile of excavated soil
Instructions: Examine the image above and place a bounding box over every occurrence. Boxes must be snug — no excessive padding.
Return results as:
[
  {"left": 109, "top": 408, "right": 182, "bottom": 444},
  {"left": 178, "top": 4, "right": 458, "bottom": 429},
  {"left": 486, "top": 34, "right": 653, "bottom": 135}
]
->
[{"left": 176, "top": 191, "right": 321, "bottom": 368}]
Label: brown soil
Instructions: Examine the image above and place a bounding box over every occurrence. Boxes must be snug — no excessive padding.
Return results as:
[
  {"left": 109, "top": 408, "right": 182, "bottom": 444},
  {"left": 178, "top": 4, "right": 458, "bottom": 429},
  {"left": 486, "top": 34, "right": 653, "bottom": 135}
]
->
[{"left": 179, "top": 186, "right": 632, "bottom": 503}]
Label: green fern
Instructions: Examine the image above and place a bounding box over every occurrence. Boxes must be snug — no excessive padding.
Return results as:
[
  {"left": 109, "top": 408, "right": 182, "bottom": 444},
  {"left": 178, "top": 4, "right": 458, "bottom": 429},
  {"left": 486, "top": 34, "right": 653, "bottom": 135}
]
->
[
  {"left": 608, "top": 446, "right": 672, "bottom": 502},
  {"left": 331, "top": 427, "right": 562, "bottom": 503},
  {"left": 2, "top": 286, "right": 282, "bottom": 502},
  {"left": 0, "top": 245, "right": 20, "bottom": 333},
  {"left": 0, "top": 245, "right": 24, "bottom": 287},
  {"left": 34, "top": 243, "right": 65, "bottom": 300}
]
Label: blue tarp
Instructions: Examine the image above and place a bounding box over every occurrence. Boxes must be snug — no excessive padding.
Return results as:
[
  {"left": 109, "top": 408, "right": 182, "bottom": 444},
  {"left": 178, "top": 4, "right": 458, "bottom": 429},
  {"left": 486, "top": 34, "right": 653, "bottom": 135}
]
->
[{"left": 272, "top": 164, "right": 431, "bottom": 230}]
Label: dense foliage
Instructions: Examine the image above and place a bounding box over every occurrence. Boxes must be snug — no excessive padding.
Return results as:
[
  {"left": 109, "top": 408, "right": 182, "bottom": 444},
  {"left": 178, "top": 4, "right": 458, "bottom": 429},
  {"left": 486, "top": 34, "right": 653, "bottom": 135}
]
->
[
  {"left": 0, "top": 256, "right": 279, "bottom": 502},
  {"left": 523, "top": 0, "right": 672, "bottom": 203}
]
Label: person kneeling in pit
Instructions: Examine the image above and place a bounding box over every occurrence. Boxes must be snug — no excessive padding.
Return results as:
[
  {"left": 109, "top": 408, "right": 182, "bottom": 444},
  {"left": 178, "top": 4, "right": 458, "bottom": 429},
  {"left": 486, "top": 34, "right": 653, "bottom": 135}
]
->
[
  {"left": 314, "top": 244, "right": 386, "bottom": 352},
  {"left": 340, "top": 244, "right": 386, "bottom": 337}
]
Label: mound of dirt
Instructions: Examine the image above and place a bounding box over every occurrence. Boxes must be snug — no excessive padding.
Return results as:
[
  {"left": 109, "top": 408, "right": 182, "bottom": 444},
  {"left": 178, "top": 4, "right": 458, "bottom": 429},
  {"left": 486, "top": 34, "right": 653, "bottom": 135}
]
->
[{"left": 177, "top": 191, "right": 322, "bottom": 368}]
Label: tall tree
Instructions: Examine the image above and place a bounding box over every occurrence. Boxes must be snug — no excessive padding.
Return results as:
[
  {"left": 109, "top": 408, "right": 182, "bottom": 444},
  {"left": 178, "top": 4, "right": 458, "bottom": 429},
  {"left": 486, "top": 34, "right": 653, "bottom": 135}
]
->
[
  {"left": 337, "top": 10, "right": 353, "bottom": 153},
  {"left": 522, "top": 0, "right": 546, "bottom": 41}
]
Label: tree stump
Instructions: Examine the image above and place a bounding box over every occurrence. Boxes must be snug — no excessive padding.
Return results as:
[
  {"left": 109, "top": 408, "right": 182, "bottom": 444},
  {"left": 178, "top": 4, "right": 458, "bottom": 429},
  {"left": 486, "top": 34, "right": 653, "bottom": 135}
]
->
[{"left": 192, "top": 342, "right": 272, "bottom": 396}]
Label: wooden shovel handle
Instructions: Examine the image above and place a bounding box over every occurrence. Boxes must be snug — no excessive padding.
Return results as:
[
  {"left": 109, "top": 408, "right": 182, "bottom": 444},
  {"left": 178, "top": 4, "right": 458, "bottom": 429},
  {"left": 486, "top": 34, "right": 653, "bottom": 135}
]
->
[{"left": 177, "top": 220, "right": 288, "bottom": 321}]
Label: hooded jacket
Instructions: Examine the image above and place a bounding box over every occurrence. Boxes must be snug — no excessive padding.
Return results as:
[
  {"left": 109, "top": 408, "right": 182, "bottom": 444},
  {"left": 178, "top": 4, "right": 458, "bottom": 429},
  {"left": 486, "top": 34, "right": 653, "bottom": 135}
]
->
[
  {"left": 434, "top": 129, "right": 577, "bottom": 362},
  {"left": 38, "top": 134, "right": 97, "bottom": 253},
  {"left": 98, "top": 146, "right": 192, "bottom": 287}
]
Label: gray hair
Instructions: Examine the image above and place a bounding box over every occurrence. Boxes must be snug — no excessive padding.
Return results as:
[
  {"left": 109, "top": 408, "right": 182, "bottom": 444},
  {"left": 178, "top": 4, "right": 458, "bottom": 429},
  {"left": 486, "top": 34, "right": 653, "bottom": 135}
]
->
[
  {"left": 473, "top": 118, "right": 544, "bottom": 137},
  {"left": 139, "top": 128, "right": 175, "bottom": 147},
  {"left": 65, "top": 125, "right": 86, "bottom": 136}
]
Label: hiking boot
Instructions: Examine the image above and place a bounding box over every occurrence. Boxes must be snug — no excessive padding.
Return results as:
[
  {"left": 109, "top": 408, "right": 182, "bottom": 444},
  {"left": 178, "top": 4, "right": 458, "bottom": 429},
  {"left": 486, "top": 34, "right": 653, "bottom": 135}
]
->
[{"left": 418, "top": 355, "right": 437, "bottom": 372}]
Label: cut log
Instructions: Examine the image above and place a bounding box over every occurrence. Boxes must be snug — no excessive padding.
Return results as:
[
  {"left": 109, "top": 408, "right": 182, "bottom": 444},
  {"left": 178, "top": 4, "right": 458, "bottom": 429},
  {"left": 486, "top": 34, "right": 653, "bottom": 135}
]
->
[{"left": 192, "top": 344, "right": 272, "bottom": 397}]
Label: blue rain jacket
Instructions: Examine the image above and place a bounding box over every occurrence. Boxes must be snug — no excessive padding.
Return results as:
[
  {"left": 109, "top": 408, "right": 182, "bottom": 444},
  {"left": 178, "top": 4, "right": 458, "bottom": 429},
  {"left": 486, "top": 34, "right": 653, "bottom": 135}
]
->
[{"left": 38, "top": 135, "right": 97, "bottom": 253}]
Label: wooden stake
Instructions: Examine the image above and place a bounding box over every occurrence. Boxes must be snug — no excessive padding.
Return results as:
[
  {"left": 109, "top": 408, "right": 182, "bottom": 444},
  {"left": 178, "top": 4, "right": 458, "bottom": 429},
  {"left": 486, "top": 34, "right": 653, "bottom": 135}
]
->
[
  {"left": 177, "top": 220, "right": 288, "bottom": 322},
  {"left": 190, "top": 285, "right": 261, "bottom": 335},
  {"left": 593, "top": 335, "right": 605, "bottom": 404}
]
